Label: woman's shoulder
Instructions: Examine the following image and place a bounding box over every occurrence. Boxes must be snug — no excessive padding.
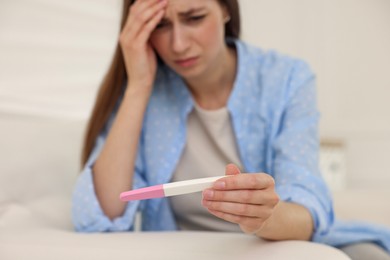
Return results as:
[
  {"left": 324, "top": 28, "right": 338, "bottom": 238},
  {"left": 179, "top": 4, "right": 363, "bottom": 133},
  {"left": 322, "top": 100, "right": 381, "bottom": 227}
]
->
[
  {"left": 236, "top": 39, "right": 314, "bottom": 77},
  {"left": 232, "top": 40, "right": 316, "bottom": 110}
]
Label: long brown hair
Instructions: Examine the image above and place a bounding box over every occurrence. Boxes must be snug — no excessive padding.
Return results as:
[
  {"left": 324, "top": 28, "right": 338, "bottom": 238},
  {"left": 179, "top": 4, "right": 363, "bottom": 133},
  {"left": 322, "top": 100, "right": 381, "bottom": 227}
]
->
[{"left": 81, "top": 0, "right": 241, "bottom": 165}]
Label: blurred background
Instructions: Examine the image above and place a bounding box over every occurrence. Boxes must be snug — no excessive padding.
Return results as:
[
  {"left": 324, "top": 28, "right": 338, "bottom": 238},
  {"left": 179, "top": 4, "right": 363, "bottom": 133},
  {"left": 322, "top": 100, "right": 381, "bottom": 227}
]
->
[
  {"left": 0, "top": 0, "right": 389, "bottom": 216},
  {"left": 240, "top": 0, "right": 390, "bottom": 190}
]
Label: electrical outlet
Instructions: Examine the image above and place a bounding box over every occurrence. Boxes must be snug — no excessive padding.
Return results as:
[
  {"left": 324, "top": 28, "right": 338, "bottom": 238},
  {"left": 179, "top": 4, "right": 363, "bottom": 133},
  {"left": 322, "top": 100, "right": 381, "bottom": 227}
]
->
[{"left": 320, "top": 140, "right": 347, "bottom": 191}]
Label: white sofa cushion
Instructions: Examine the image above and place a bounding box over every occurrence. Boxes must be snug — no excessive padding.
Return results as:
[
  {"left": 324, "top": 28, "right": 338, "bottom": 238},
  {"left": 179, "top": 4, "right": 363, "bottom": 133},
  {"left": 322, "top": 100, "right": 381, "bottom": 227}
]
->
[{"left": 0, "top": 114, "right": 84, "bottom": 230}]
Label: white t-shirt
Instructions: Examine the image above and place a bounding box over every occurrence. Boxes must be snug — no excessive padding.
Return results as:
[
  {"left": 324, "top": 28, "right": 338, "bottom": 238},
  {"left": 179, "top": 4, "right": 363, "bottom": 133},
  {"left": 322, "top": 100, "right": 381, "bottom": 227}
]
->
[{"left": 170, "top": 103, "right": 243, "bottom": 232}]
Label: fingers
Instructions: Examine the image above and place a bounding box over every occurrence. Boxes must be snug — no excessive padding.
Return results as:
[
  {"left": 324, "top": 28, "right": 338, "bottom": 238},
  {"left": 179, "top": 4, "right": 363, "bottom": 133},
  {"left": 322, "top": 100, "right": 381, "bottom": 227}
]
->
[
  {"left": 203, "top": 195, "right": 277, "bottom": 234},
  {"left": 125, "top": 0, "right": 164, "bottom": 29},
  {"left": 203, "top": 188, "right": 279, "bottom": 205},
  {"left": 225, "top": 163, "right": 241, "bottom": 176},
  {"left": 213, "top": 173, "right": 275, "bottom": 191},
  {"left": 202, "top": 173, "right": 279, "bottom": 234},
  {"left": 137, "top": 9, "right": 165, "bottom": 44},
  {"left": 121, "top": 0, "right": 167, "bottom": 47},
  {"left": 207, "top": 209, "right": 264, "bottom": 234},
  {"left": 202, "top": 200, "right": 272, "bottom": 218}
]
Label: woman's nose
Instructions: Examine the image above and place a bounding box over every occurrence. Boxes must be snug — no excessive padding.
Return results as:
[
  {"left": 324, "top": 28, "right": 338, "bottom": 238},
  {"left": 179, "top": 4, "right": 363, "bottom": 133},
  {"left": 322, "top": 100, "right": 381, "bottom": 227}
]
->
[{"left": 172, "top": 25, "right": 190, "bottom": 54}]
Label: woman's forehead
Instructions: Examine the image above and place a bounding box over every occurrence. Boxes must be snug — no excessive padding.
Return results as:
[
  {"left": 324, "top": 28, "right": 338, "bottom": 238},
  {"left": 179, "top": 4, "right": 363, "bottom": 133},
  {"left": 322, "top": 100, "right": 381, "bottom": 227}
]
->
[{"left": 164, "top": 0, "right": 216, "bottom": 14}]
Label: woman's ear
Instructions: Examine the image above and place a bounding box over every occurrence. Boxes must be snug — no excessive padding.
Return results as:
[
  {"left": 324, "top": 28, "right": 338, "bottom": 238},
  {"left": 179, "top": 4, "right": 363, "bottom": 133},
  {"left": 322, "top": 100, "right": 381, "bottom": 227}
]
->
[{"left": 218, "top": 2, "right": 230, "bottom": 23}]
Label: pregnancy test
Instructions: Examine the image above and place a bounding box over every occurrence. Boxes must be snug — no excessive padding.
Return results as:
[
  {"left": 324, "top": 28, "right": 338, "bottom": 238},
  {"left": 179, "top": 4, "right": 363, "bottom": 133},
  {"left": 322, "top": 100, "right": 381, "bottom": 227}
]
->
[{"left": 119, "top": 175, "right": 226, "bottom": 201}]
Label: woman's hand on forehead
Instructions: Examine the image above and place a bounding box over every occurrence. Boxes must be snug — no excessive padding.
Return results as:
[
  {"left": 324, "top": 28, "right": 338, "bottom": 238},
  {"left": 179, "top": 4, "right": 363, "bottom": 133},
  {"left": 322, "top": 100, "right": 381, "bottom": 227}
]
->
[{"left": 119, "top": 0, "right": 168, "bottom": 90}]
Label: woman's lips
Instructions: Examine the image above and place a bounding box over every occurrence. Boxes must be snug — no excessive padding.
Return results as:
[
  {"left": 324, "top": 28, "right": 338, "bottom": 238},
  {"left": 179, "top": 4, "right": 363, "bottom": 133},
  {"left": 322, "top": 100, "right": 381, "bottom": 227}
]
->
[{"left": 174, "top": 57, "right": 198, "bottom": 68}]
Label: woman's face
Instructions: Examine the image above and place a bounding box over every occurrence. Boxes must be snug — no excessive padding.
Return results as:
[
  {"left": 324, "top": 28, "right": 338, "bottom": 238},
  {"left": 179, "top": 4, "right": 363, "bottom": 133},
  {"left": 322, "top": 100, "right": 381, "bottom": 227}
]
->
[{"left": 149, "top": 0, "right": 228, "bottom": 80}]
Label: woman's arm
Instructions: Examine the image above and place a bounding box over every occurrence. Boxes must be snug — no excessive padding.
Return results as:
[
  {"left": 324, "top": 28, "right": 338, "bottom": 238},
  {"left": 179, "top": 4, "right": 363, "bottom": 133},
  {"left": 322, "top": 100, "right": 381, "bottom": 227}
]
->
[
  {"left": 93, "top": 0, "right": 167, "bottom": 220},
  {"left": 93, "top": 88, "right": 150, "bottom": 220}
]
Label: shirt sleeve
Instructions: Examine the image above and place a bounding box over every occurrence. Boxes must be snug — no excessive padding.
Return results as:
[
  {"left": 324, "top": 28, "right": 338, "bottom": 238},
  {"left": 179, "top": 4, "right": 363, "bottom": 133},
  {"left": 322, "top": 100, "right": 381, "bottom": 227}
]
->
[
  {"left": 71, "top": 112, "right": 147, "bottom": 232},
  {"left": 272, "top": 60, "right": 334, "bottom": 239}
]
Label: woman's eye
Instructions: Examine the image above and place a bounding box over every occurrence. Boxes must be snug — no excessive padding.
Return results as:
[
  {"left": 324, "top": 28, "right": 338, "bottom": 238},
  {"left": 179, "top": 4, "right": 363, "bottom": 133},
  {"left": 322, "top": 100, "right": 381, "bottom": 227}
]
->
[
  {"left": 156, "top": 23, "right": 165, "bottom": 29},
  {"left": 156, "top": 22, "right": 167, "bottom": 29},
  {"left": 189, "top": 15, "right": 206, "bottom": 22}
]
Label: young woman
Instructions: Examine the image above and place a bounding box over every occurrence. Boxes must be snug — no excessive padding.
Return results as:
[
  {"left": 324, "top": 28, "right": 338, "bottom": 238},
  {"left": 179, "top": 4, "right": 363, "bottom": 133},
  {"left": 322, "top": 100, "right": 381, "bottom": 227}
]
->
[{"left": 72, "top": 0, "right": 390, "bottom": 258}]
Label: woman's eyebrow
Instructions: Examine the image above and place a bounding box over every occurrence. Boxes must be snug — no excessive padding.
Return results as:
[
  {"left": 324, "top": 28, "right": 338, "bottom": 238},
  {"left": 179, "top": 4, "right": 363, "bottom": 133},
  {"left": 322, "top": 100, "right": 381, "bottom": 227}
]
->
[
  {"left": 178, "top": 7, "right": 206, "bottom": 17},
  {"left": 160, "top": 7, "right": 207, "bottom": 23}
]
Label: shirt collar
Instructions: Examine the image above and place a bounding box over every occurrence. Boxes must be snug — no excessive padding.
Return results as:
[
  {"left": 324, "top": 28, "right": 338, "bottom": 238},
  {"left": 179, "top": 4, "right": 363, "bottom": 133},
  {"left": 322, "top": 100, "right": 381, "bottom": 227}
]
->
[{"left": 157, "top": 38, "right": 254, "bottom": 126}]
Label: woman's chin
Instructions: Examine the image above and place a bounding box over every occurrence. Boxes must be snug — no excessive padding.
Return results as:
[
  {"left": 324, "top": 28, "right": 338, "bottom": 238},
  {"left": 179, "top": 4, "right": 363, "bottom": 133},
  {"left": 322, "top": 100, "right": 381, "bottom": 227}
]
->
[{"left": 171, "top": 64, "right": 205, "bottom": 81}]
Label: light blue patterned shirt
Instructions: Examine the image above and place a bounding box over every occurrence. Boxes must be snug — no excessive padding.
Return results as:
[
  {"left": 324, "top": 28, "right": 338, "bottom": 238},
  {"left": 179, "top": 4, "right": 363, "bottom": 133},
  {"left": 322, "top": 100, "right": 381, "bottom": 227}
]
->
[{"left": 72, "top": 39, "right": 390, "bottom": 251}]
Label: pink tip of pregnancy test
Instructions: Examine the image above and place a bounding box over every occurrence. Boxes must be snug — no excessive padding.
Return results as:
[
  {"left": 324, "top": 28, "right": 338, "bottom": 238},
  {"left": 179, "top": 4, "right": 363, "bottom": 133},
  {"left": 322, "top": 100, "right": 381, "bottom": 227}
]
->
[{"left": 120, "top": 184, "right": 165, "bottom": 201}]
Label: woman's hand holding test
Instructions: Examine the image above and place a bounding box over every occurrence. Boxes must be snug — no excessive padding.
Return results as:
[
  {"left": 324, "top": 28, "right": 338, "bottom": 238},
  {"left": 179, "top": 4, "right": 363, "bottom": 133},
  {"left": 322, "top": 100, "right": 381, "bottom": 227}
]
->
[
  {"left": 202, "top": 164, "right": 314, "bottom": 240},
  {"left": 202, "top": 164, "right": 279, "bottom": 235}
]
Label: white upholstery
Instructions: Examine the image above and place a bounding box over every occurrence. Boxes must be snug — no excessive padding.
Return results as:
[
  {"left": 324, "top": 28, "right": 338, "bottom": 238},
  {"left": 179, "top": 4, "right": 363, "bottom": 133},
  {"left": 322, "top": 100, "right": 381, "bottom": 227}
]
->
[
  {"left": 0, "top": 115, "right": 81, "bottom": 231},
  {"left": 1, "top": 229, "right": 350, "bottom": 260}
]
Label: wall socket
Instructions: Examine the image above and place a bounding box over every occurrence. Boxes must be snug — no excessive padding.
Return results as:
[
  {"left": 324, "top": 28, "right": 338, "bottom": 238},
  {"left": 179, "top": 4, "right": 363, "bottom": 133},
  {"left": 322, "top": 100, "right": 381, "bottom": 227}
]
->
[{"left": 320, "top": 139, "right": 347, "bottom": 191}]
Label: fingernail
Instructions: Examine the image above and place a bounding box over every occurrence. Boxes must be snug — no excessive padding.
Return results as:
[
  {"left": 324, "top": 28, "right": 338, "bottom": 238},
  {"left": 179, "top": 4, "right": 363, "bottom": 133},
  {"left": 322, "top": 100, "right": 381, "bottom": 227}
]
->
[
  {"left": 203, "top": 190, "right": 214, "bottom": 199},
  {"left": 214, "top": 181, "right": 225, "bottom": 189}
]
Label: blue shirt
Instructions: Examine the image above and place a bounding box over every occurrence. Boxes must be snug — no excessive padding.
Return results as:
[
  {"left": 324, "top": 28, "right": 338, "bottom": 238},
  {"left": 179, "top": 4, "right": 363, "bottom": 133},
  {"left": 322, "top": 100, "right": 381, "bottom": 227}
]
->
[{"left": 72, "top": 39, "right": 390, "bottom": 251}]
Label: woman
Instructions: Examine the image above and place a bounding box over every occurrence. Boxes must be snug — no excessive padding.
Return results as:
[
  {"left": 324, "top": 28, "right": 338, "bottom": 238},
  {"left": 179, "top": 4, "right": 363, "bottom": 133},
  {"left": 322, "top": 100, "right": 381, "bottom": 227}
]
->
[{"left": 72, "top": 0, "right": 390, "bottom": 258}]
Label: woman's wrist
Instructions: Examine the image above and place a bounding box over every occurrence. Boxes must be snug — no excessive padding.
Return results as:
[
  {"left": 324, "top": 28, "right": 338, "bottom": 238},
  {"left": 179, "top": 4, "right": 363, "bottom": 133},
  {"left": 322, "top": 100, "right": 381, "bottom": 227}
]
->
[
  {"left": 255, "top": 201, "right": 314, "bottom": 241},
  {"left": 124, "top": 82, "right": 153, "bottom": 101}
]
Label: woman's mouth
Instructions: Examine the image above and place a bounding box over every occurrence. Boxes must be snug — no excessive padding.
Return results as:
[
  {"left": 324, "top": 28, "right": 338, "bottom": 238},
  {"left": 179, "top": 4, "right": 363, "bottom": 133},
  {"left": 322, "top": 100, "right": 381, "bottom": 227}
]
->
[{"left": 174, "top": 57, "right": 199, "bottom": 68}]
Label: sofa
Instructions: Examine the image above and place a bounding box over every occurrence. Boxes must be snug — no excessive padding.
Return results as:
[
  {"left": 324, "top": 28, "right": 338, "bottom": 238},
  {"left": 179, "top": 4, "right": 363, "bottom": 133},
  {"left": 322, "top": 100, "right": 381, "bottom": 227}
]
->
[{"left": 1, "top": 114, "right": 388, "bottom": 259}]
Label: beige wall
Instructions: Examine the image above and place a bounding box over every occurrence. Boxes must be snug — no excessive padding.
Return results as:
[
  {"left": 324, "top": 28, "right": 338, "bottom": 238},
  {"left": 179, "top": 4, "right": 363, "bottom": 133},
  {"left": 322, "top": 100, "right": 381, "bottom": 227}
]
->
[
  {"left": 240, "top": 0, "right": 390, "bottom": 188},
  {"left": 0, "top": 0, "right": 121, "bottom": 119},
  {"left": 0, "top": 0, "right": 389, "bottom": 189}
]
